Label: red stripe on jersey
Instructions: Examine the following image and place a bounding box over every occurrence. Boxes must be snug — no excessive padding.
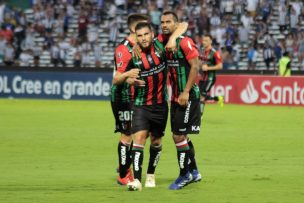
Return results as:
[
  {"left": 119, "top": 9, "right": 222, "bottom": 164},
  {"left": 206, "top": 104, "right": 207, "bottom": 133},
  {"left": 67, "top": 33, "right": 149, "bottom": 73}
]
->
[
  {"left": 201, "top": 49, "right": 211, "bottom": 80},
  {"left": 150, "top": 46, "right": 160, "bottom": 65},
  {"left": 130, "top": 86, "right": 135, "bottom": 101},
  {"left": 147, "top": 75, "right": 153, "bottom": 105},
  {"left": 214, "top": 51, "right": 222, "bottom": 64},
  {"left": 157, "top": 72, "right": 163, "bottom": 103},
  {"left": 141, "top": 53, "right": 150, "bottom": 70},
  {"left": 201, "top": 49, "right": 210, "bottom": 62},
  {"left": 157, "top": 34, "right": 168, "bottom": 43}
]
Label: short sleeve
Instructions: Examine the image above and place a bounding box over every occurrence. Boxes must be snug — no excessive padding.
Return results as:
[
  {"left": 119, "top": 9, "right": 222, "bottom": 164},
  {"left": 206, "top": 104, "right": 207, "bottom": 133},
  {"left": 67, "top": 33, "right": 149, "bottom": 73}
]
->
[
  {"left": 180, "top": 37, "right": 199, "bottom": 61},
  {"left": 115, "top": 45, "right": 132, "bottom": 73},
  {"left": 214, "top": 51, "right": 222, "bottom": 64}
]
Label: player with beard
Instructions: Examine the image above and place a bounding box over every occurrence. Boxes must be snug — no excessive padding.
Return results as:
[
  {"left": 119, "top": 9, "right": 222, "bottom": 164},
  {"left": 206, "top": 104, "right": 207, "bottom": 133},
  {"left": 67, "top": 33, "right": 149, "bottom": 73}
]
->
[
  {"left": 125, "top": 22, "right": 168, "bottom": 191},
  {"left": 111, "top": 13, "right": 149, "bottom": 186},
  {"left": 157, "top": 11, "right": 202, "bottom": 190}
]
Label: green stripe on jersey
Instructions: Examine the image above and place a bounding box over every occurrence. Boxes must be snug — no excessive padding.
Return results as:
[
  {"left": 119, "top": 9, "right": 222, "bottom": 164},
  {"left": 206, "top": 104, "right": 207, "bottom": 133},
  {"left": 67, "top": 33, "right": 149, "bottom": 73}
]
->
[
  {"left": 177, "top": 146, "right": 190, "bottom": 152},
  {"left": 111, "top": 85, "right": 117, "bottom": 102},
  {"left": 180, "top": 66, "right": 187, "bottom": 91}
]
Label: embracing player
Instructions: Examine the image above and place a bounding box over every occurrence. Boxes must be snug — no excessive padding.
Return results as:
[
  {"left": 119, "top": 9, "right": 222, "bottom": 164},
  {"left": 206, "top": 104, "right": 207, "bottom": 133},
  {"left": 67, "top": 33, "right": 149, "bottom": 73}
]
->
[
  {"left": 126, "top": 22, "right": 168, "bottom": 191},
  {"left": 111, "top": 13, "right": 149, "bottom": 186},
  {"left": 158, "top": 11, "right": 202, "bottom": 190}
]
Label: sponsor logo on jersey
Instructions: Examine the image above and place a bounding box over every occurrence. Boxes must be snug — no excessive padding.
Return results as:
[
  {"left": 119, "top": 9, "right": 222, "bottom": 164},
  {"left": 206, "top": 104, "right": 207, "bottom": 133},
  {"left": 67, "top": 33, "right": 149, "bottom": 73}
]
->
[
  {"left": 147, "top": 55, "right": 153, "bottom": 63},
  {"left": 117, "top": 61, "right": 123, "bottom": 68}
]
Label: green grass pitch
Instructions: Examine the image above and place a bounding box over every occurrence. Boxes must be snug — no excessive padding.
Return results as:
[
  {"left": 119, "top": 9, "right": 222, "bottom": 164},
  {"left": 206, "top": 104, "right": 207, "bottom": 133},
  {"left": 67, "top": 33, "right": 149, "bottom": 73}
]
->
[{"left": 0, "top": 99, "right": 303, "bottom": 203}]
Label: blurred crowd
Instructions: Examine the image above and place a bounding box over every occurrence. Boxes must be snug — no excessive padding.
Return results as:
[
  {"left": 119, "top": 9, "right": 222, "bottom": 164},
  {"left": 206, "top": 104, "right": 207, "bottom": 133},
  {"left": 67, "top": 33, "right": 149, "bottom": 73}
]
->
[{"left": 0, "top": 0, "right": 303, "bottom": 70}]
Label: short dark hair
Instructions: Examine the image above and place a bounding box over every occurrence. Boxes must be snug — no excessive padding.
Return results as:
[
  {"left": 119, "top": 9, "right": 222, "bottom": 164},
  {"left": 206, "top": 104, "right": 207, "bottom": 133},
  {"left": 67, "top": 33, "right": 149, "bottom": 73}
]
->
[
  {"left": 127, "top": 13, "right": 150, "bottom": 30},
  {"left": 203, "top": 34, "right": 213, "bottom": 40},
  {"left": 135, "top": 22, "right": 152, "bottom": 32},
  {"left": 135, "top": 22, "right": 152, "bottom": 31},
  {"left": 162, "top": 10, "right": 178, "bottom": 22}
]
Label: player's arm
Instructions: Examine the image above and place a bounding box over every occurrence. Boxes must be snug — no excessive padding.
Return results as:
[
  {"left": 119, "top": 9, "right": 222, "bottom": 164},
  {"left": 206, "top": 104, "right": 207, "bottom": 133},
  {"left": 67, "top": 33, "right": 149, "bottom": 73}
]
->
[
  {"left": 165, "top": 22, "right": 188, "bottom": 51},
  {"left": 132, "top": 43, "right": 142, "bottom": 59},
  {"left": 126, "top": 77, "right": 145, "bottom": 87},
  {"left": 178, "top": 57, "right": 200, "bottom": 106},
  {"left": 202, "top": 51, "right": 223, "bottom": 71},
  {"left": 112, "top": 69, "right": 140, "bottom": 85},
  {"left": 178, "top": 37, "right": 200, "bottom": 106},
  {"left": 112, "top": 45, "right": 139, "bottom": 85}
]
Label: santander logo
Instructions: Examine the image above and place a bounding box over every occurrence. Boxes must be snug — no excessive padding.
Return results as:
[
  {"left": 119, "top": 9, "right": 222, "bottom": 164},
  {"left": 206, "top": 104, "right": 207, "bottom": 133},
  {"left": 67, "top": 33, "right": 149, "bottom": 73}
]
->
[
  {"left": 213, "top": 75, "right": 304, "bottom": 106},
  {"left": 240, "top": 79, "right": 259, "bottom": 104}
]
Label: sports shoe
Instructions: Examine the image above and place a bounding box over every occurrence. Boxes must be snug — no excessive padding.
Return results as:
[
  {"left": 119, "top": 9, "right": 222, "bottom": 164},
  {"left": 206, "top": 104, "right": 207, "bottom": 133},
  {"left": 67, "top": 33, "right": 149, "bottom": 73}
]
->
[
  {"left": 218, "top": 95, "right": 224, "bottom": 107},
  {"left": 127, "top": 179, "right": 142, "bottom": 191},
  {"left": 126, "top": 168, "right": 134, "bottom": 181},
  {"left": 168, "top": 172, "right": 193, "bottom": 190},
  {"left": 117, "top": 169, "right": 133, "bottom": 185},
  {"left": 145, "top": 174, "right": 156, "bottom": 188},
  {"left": 117, "top": 175, "right": 131, "bottom": 185},
  {"left": 190, "top": 169, "right": 202, "bottom": 183}
]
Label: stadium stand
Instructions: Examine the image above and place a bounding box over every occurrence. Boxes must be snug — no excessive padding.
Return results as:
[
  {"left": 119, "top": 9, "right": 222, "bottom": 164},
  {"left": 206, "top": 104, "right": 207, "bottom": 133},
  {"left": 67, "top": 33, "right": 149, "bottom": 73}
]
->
[{"left": 0, "top": 0, "right": 303, "bottom": 71}]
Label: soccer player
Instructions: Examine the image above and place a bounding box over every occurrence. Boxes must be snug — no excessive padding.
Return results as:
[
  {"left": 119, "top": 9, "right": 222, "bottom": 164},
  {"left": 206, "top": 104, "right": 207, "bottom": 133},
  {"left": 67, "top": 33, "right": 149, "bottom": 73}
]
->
[
  {"left": 158, "top": 11, "right": 202, "bottom": 190},
  {"left": 125, "top": 22, "right": 168, "bottom": 191},
  {"left": 111, "top": 13, "right": 149, "bottom": 186},
  {"left": 198, "top": 34, "right": 224, "bottom": 116}
]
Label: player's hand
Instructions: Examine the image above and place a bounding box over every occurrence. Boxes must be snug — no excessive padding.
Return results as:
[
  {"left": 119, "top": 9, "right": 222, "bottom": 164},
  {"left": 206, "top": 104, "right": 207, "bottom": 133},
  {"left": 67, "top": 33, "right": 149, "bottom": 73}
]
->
[
  {"left": 132, "top": 44, "right": 142, "bottom": 59},
  {"left": 126, "top": 77, "right": 145, "bottom": 87},
  {"left": 134, "top": 79, "right": 145, "bottom": 87},
  {"left": 202, "top": 64, "right": 208, "bottom": 71},
  {"left": 126, "top": 69, "right": 140, "bottom": 78},
  {"left": 177, "top": 91, "right": 189, "bottom": 107},
  {"left": 165, "top": 38, "right": 177, "bottom": 53}
]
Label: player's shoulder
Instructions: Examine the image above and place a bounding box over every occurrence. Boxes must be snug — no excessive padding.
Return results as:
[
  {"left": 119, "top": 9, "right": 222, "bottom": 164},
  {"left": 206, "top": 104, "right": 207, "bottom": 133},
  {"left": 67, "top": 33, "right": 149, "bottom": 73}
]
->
[
  {"left": 212, "top": 48, "right": 221, "bottom": 55},
  {"left": 115, "top": 44, "right": 132, "bottom": 57},
  {"left": 153, "top": 37, "right": 165, "bottom": 47},
  {"left": 211, "top": 47, "right": 218, "bottom": 52},
  {"left": 179, "top": 35, "right": 193, "bottom": 41},
  {"left": 157, "top": 34, "right": 165, "bottom": 42},
  {"left": 179, "top": 35, "right": 197, "bottom": 52},
  {"left": 179, "top": 35, "right": 195, "bottom": 46},
  {"left": 115, "top": 43, "right": 130, "bottom": 51},
  {"left": 116, "top": 39, "right": 133, "bottom": 51}
]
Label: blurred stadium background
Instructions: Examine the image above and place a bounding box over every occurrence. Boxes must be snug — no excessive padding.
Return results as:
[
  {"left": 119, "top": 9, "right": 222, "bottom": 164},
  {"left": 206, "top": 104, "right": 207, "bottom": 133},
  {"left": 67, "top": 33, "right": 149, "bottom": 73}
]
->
[{"left": 0, "top": 0, "right": 303, "bottom": 70}]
